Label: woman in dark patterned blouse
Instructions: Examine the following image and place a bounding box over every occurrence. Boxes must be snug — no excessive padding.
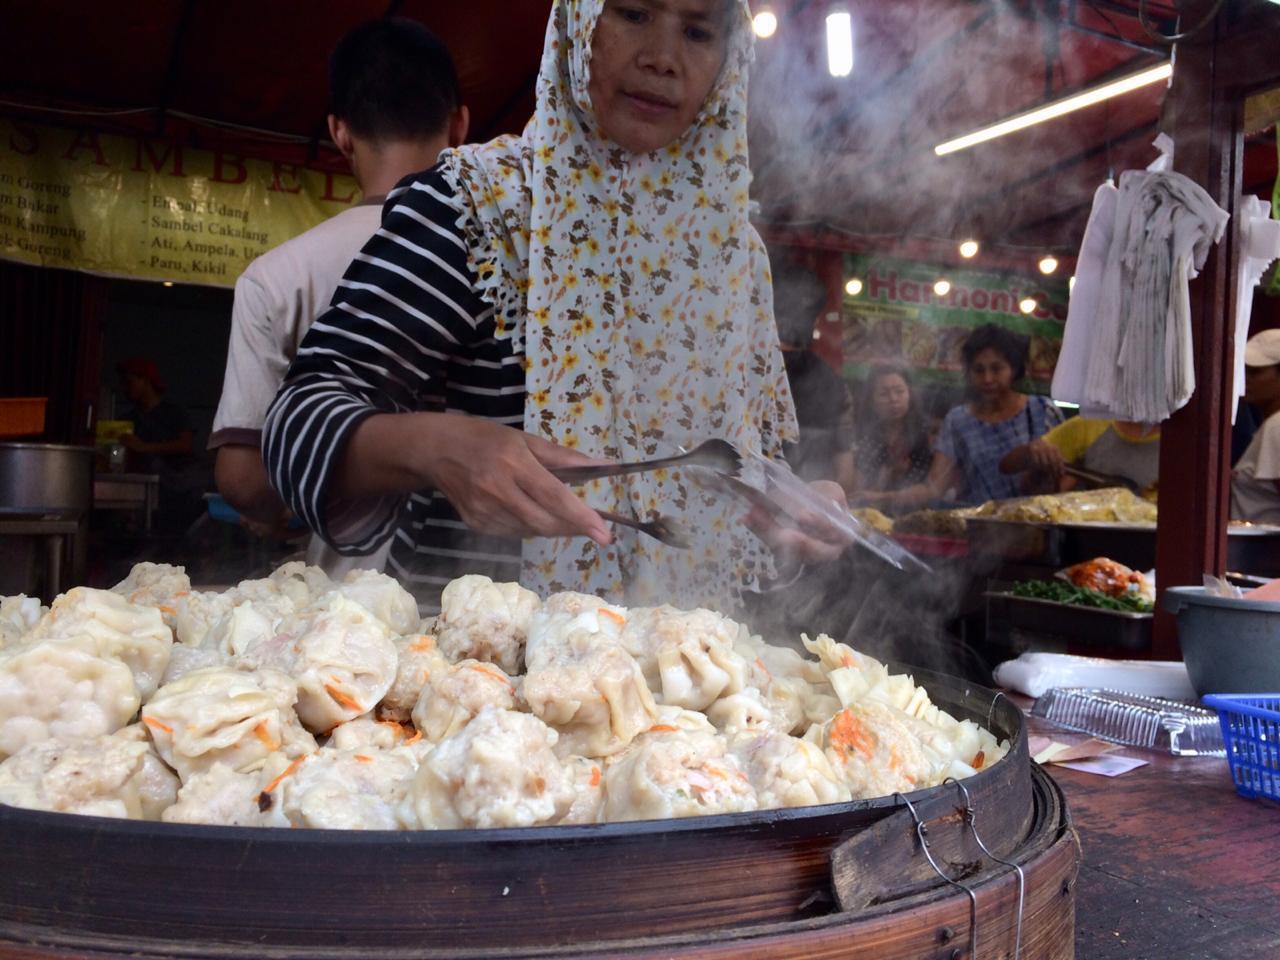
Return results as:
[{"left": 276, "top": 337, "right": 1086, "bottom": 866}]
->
[{"left": 848, "top": 364, "right": 934, "bottom": 514}]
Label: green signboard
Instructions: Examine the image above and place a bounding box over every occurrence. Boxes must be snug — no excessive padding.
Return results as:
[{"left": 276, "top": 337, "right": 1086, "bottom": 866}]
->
[{"left": 841, "top": 253, "right": 1069, "bottom": 389}]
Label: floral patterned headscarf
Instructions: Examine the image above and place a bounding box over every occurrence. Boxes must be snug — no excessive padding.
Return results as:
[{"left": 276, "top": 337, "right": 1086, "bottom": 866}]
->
[{"left": 439, "top": 0, "right": 797, "bottom": 610}]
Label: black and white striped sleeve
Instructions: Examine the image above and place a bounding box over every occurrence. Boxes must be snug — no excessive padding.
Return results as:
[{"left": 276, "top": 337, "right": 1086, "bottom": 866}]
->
[{"left": 262, "top": 169, "right": 488, "bottom": 555}]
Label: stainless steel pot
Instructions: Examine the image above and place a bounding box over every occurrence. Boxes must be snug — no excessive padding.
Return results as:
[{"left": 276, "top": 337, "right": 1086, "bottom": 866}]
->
[{"left": 0, "top": 442, "right": 95, "bottom": 516}]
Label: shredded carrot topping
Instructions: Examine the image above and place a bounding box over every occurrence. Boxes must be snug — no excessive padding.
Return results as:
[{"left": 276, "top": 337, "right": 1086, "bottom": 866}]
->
[
  {"left": 377, "top": 720, "right": 406, "bottom": 738},
  {"left": 648, "top": 724, "right": 679, "bottom": 733},
  {"left": 261, "top": 757, "right": 304, "bottom": 796},
  {"left": 172, "top": 590, "right": 189, "bottom": 598},
  {"left": 829, "top": 710, "right": 875, "bottom": 761},
  {"left": 253, "top": 720, "right": 280, "bottom": 752},
  {"left": 405, "top": 729, "right": 423, "bottom": 745},
  {"left": 703, "top": 765, "right": 727, "bottom": 780},
  {"left": 755, "top": 657, "right": 771, "bottom": 679},
  {"left": 325, "top": 682, "right": 363, "bottom": 713},
  {"left": 467, "top": 664, "right": 513, "bottom": 687},
  {"left": 354, "top": 754, "right": 373, "bottom": 763},
  {"left": 841, "top": 654, "right": 856, "bottom": 669},
  {"left": 408, "top": 635, "right": 436, "bottom": 653},
  {"left": 972, "top": 750, "right": 985, "bottom": 771},
  {"left": 589, "top": 766, "right": 601, "bottom": 787},
  {"left": 599, "top": 608, "right": 626, "bottom": 627},
  {"left": 142, "top": 715, "right": 173, "bottom": 735},
  {"left": 156, "top": 604, "right": 176, "bottom": 616}
]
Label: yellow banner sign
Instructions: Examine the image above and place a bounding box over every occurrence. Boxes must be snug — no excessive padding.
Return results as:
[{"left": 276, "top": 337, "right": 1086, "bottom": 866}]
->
[{"left": 0, "top": 117, "right": 361, "bottom": 287}]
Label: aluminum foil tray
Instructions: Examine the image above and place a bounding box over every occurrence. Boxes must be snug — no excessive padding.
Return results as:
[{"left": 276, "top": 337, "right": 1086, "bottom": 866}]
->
[{"left": 1033, "top": 687, "right": 1225, "bottom": 756}]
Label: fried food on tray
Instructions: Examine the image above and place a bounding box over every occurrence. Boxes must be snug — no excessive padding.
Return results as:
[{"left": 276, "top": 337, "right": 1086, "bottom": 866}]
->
[
  {"left": 891, "top": 506, "right": 985, "bottom": 538},
  {"left": 985, "top": 487, "right": 1157, "bottom": 524},
  {"left": 0, "top": 562, "right": 1012, "bottom": 829},
  {"left": 849, "top": 507, "right": 894, "bottom": 534},
  {"left": 1058, "top": 557, "right": 1154, "bottom": 603}
]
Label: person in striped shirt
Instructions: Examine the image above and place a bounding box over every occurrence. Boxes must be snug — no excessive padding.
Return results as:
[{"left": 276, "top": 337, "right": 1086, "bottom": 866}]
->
[
  {"left": 265, "top": 0, "right": 842, "bottom": 615},
  {"left": 212, "top": 19, "right": 468, "bottom": 578}
]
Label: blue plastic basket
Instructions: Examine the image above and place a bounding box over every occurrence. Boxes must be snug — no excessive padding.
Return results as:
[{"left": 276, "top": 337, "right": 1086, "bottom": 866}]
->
[{"left": 1202, "top": 694, "right": 1280, "bottom": 805}]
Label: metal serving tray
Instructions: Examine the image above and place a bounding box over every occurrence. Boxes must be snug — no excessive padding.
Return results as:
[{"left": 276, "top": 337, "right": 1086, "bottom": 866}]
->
[
  {"left": 985, "top": 589, "right": 1153, "bottom": 652},
  {"left": 968, "top": 518, "right": 1280, "bottom": 577}
]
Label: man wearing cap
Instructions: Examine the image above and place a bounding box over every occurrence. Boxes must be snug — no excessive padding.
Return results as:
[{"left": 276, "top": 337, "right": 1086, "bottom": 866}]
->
[{"left": 1231, "top": 329, "right": 1280, "bottom": 524}]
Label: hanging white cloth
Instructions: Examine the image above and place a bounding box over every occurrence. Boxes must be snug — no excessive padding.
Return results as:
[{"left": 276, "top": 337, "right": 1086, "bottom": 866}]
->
[{"left": 1054, "top": 166, "right": 1228, "bottom": 424}]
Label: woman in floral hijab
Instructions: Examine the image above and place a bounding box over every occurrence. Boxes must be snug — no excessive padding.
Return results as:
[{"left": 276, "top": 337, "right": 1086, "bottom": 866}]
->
[
  {"left": 442, "top": 0, "right": 799, "bottom": 607},
  {"left": 267, "top": 0, "right": 818, "bottom": 612}
]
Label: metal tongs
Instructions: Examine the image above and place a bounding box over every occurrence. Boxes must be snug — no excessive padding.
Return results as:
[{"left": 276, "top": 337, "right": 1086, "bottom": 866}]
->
[
  {"left": 703, "top": 447, "right": 931, "bottom": 573},
  {"left": 549, "top": 440, "right": 740, "bottom": 549},
  {"left": 1061, "top": 464, "right": 1142, "bottom": 495},
  {"left": 551, "top": 439, "right": 929, "bottom": 572}
]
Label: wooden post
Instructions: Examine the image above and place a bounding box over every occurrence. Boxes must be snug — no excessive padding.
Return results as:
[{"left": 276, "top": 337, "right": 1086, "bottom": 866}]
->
[
  {"left": 1153, "top": 13, "right": 1241, "bottom": 659},
  {"left": 1154, "top": 2, "right": 1280, "bottom": 659}
]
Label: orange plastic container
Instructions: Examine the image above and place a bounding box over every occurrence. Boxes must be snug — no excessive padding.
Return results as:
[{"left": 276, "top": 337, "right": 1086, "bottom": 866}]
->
[{"left": 0, "top": 397, "right": 47, "bottom": 438}]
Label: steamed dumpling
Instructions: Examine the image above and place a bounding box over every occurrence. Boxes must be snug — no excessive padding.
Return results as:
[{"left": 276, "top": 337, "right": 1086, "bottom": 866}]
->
[
  {"left": 558, "top": 754, "right": 605, "bottom": 825},
  {"left": 706, "top": 686, "right": 790, "bottom": 737},
  {"left": 808, "top": 701, "right": 933, "bottom": 799},
  {"left": 0, "top": 594, "right": 46, "bottom": 648},
  {"left": 334, "top": 569, "right": 421, "bottom": 635},
  {"left": 379, "top": 631, "right": 451, "bottom": 722},
  {"left": 141, "top": 665, "right": 317, "bottom": 781},
  {"left": 161, "top": 758, "right": 290, "bottom": 827},
  {"left": 603, "top": 727, "right": 757, "bottom": 822},
  {"left": 26, "top": 587, "right": 172, "bottom": 699},
  {"left": 0, "top": 636, "right": 139, "bottom": 759},
  {"left": 0, "top": 726, "right": 173, "bottom": 819},
  {"left": 406, "top": 706, "right": 575, "bottom": 829},
  {"left": 523, "top": 599, "right": 657, "bottom": 757},
  {"left": 621, "top": 605, "right": 749, "bottom": 711},
  {"left": 267, "top": 746, "right": 420, "bottom": 830},
  {"left": 729, "top": 730, "right": 850, "bottom": 809},
  {"left": 435, "top": 575, "right": 540, "bottom": 675},
  {"left": 411, "top": 658, "right": 519, "bottom": 744},
  {"left": 243, "top": 594, "right": 397, "bottom": 733}
]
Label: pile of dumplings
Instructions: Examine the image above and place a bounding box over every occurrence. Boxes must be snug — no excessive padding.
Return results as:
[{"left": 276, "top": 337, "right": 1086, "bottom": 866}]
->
[{"left": 0, "top": 562, "right": 1008, "bottom": 830}]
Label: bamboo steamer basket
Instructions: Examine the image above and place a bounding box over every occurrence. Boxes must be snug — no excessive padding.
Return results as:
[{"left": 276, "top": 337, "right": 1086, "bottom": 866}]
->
[{"left": 0, "top": 669, "right": 1079, "bottom": 959}]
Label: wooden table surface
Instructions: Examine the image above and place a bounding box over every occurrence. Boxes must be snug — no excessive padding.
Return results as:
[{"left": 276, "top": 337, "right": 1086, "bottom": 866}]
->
[{"left": 1026, "top": 703, "right": 1280, "bottom": 959}]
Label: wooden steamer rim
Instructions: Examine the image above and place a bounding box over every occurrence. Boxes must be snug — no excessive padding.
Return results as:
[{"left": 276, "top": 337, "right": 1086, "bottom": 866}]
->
[{"left": 0, "top": 671, "right": 1078, "bottom": 958}]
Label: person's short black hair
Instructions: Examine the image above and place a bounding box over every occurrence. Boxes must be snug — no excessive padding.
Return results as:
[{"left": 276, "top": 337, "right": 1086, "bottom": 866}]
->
[
  {"left": 772, "top": 265, "right": 828, "bottom": 346},
  {"left": 961, "top": 323, "right": 1029, "bottom": 382},
  {"left": 329, "top": 18, "right": 460, "bottom": 142}
]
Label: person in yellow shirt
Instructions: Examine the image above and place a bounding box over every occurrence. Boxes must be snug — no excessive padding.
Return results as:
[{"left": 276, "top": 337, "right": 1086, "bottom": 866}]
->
[{"left": 999, "top": 418, "right": 1161, "bottom": 500}]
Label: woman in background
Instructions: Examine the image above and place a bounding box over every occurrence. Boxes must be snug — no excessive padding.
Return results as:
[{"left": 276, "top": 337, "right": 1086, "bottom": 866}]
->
[
  {"left": 847, "top": 364, "right": 932, "bottom": 514},
  {"left": 896, "top": 323, "right": 1063, "bottom": 508}
]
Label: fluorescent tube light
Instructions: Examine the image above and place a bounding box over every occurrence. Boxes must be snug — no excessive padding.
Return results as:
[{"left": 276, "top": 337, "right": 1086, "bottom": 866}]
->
[
  {"left": 827, "top": 7, "right": 853, "bottom": 78},
  {"left": 934, "top": 61, "right": 1172, "bottom": 156}
]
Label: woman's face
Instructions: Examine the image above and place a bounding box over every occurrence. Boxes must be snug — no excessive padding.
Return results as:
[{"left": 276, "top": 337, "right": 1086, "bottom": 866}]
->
[
  {"left": 871, "top": 374, "right": 911, "bottom": 424},
  {"left": 588, "top": 0, "right": 730, "bottom": 155},
  {"left": 967, "top": 347, "right": 1016, "bottom": 399}
]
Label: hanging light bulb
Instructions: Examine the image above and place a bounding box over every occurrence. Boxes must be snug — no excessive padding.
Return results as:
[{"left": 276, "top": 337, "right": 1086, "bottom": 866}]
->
[
  {"left": 934, "top": 279, "right": 952, "bottom": 297},
  {"left": 1019, "top": 296, "right": 1038, "bottom": 315},
  {"left": 752, "top": 6, "right": 778, "bottom": 38},
  {"left": 826, "top": 4, "right": 853, "bottom": 77},
  {"left": 1038, "top": 255, "right": 1059, "bottom": 275},
  {"left": 958, "top": 239, "right": 980, "bottom": 259},
  {"left": 845, "top": 277, "right": 863, "bottom": 296}
]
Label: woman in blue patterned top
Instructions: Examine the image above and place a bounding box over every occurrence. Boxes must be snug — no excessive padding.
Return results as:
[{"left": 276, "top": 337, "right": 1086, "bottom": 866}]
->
[{"left": 896, "top": 324, "right": 1063, "bottom": 508}]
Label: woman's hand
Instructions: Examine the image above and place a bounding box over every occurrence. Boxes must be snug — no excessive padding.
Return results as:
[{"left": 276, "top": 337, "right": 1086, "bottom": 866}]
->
[
  {"left": 427, "top": 420, "right": 613, "bottom": 543},
  {"left": 336, "top": 413, "right": 612, "bottom": 544},
  {"left": 745, "top": 479, "right": 849, "bottom": 570},
  {"left": 1025, "top": 439, "right": 1065, "bottom": 477}
]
